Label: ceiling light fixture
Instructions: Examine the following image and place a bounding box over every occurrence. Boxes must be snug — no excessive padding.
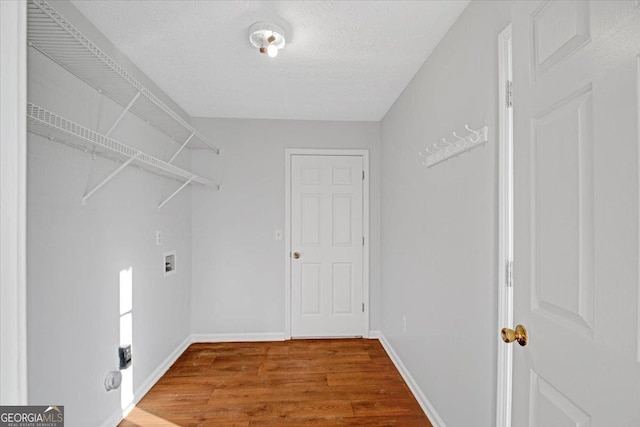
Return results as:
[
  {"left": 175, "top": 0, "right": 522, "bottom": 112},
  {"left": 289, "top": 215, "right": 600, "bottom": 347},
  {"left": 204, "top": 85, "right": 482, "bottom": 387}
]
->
[{"left": 249, "top": 22, "right": 286, "bottom": 58}]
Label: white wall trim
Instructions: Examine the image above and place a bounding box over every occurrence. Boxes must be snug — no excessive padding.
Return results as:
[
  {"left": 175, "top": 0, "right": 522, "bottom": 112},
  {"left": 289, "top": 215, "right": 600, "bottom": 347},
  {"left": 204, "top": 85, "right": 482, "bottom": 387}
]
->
[
  {"left": 100, "top": 335, "right": 192, "bottom": 427},
  {"left": 191, "top": 333, "right": 287, "bottom": 343},
  {"left": 0, "top": 0, "right": 28, "bottom": 405},
  {"left": 636, "top": 55, "right": 640, "bottom": 363},
  {"left": 284, "top": 148, "right": 371, "bottom": 339},
  {"left": 377, "top": 334, "right": 447, "bottom": 427},
  {"left": 284, "top": 150, "right": 292, "bottom": 338},
  {"left": 368, "top": 330, "right": 381, "bottom": 339},
  {"left": 496, "top": 23, "right": 514, "bottom": 427},
  {"left": 361, "top": 151, "right": 371, "bottom": 338}
]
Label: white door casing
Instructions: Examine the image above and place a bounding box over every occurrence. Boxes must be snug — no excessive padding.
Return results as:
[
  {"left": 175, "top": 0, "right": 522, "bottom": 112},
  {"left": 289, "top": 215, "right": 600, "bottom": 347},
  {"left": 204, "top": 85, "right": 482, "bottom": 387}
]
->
[
  {"left": 496, "top": 23, "right": 514, "bottom": 427},
  {"left": 0, "top": 0, "right": 28, "bottom": 404},
  {"left": 512, "top": 2, "right": 640, "bottom": 426},
  {"left": 285, "top": 150, "right": 369, "bottom": 338}
]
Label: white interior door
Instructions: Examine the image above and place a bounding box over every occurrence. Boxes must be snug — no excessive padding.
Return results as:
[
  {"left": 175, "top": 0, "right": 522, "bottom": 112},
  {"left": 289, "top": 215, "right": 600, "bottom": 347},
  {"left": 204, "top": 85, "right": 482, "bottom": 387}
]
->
[
  {"left": 511, "top": 2, "right": 640, "bottom": 426},
  {"left": 290, "top": 154, "right": 364, "bottom": 337}
]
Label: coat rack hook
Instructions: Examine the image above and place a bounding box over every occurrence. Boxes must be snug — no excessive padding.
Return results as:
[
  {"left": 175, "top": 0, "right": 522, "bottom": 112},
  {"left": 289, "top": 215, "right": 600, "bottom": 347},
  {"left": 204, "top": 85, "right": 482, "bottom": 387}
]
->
[
  {"left": 464, "top": 124, "right": 481, "bottom": 143},
  {"left": 452, "top": 132, "right": 467, "bottom": 148}
]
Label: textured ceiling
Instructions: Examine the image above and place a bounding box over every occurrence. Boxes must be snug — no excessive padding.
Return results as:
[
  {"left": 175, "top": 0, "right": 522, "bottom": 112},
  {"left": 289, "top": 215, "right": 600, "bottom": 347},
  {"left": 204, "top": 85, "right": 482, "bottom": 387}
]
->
[{"left": 69, "top": 1, "right": 469, "bottom": 122}]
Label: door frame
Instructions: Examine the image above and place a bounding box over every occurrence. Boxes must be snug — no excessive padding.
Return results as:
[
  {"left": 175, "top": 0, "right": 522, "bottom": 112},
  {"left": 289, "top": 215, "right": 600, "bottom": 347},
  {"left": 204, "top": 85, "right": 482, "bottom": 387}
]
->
[
  {"left": 496, "top": 24, "right": 513, "bottom": 427},
  {"left": 284, "top": 148, "right": 370, "bottom": 339},
  {"left": 0, "top": 0, "right": 28, "bottom": 404},
  {"left": 636, "top": 55, "right": 640, "bottom": 364}
]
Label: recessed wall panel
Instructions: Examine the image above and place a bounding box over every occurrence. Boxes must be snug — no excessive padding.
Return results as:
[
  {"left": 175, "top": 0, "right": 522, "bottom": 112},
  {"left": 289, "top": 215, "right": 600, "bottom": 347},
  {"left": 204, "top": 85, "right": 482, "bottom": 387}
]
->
[
  {"left": 332, "top": 166, "right": 352, "bottom": 185},
  {"left": 531, "top": 86, "right": 594, "bottom": 337},
  {"left": 333, "top": 194, "right": 353, "bottom": 246},
  {"left": 301, "top": 194, "right": 321, "bottom": 245},
  {"left": 301, "top": 166, "right": 321, "bottom": 185},
  {"left": 301, "top": 263, "right": 321, "bottom": 315},
  {"left": 529, "top": 370, "right": 591, "bottom": 427},
  {"left": 532, "top": 0, "right": 590, "bottom": 78},
  {"left": 332, "top": 263, "right": 353, "bottom": 314}
]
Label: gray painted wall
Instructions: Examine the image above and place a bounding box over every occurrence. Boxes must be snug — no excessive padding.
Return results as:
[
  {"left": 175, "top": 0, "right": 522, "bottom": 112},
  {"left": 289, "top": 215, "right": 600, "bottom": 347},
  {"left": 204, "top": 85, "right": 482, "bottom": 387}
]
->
[
  {"left": 380, "top": 1, "right": 512, "bottom": 426},
  {"left": 190, "top": 118, "right": 382, "bottom": 335}
]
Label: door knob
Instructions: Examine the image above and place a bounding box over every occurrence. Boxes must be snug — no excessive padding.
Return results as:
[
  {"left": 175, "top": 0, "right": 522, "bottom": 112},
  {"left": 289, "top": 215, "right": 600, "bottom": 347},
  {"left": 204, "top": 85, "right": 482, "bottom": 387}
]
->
[
  {"left": 501, "top": 324, "right": 528, "bottom": 346},
  {"left": 293, "top": 252, "right": 301, "bottom": 259}
]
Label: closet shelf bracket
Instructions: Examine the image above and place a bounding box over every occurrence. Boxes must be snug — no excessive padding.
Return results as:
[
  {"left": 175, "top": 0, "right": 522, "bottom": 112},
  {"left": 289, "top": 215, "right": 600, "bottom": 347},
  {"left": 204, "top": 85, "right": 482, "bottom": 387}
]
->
[
  {"left": 105, "top": 91, "right": 142, "bottom": 137},
  {"left": 82, "top": 153, "right": 141, "bottom": 205},
  {"left": 168, "top": 132, "right": 195, "bottom": 164},
  {"left": 158, "top": 177, "right": 194, "bottom": 209}
]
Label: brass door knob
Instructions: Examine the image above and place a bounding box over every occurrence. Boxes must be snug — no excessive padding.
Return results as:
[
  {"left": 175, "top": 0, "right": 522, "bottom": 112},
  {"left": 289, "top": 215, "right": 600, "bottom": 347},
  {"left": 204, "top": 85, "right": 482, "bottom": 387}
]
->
[
  {"left": 293, "top": 252, "right": 301, "bottom": 259},
  {"left": 501, "top": 325, "right": 528, "bottom": 346}
]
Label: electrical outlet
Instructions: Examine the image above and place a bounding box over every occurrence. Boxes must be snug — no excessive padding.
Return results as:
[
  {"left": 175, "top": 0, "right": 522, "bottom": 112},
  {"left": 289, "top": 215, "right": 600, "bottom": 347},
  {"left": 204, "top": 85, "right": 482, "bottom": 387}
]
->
[
  {"left": 274, "top": 229, "right": 282, "bottom": 241},
  {"left": 155, "top": 230, "right": 162, "bottom": 246},
  {"left": 402, "top": 315, "right": 407, "bottom": 332}
]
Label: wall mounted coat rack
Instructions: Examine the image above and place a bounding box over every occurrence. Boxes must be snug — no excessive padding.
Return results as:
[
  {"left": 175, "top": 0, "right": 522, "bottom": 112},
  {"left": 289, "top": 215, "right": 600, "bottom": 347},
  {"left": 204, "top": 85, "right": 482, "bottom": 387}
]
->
[{"left": 419, "top": 125, "right": 489, "bottom": 168}]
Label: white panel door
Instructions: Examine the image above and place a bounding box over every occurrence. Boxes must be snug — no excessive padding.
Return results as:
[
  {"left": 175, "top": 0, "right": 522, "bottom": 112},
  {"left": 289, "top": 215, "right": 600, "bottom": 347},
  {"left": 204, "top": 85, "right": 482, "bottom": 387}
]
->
[
  {"left": 511, "top": 2, "right": 640, "bottom": 426},
  {"left": 290, "top": 155, "right": 364, "bottom": 337}
]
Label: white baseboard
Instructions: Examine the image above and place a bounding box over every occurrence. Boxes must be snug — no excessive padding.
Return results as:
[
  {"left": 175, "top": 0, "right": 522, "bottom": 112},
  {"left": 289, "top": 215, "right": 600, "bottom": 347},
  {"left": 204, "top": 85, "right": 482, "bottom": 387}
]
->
[
  {"left": 191, "top": 332, "right": 286, "bottom": 343},
  {"left": 99, "top": 335, "right": 192, "bottom": 427},
  {"left": 368, "top": 330, "right": 381, "bottom": 339},
  {"left": 377, "top": 333, "right": 447, "bottom": 427}
]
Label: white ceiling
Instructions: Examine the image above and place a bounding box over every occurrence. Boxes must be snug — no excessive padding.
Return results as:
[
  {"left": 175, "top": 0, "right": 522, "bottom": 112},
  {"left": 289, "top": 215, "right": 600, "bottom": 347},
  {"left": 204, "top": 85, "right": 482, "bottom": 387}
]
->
[{"left": 70, "top": 1, "right": 469, "bottom": 122}]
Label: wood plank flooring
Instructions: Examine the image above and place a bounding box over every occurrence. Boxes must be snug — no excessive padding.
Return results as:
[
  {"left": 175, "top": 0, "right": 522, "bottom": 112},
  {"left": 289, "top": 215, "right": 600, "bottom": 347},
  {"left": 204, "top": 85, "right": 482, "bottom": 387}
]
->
[{"left": 119, "top": 339, "right": 433, "bottom": 427}]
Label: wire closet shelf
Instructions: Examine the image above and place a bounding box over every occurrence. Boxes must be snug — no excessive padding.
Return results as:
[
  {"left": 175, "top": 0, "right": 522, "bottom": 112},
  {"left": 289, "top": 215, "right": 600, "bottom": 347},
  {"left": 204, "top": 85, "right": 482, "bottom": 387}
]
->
[
  {"left": 419, "top": 125, "right": 489, "bottom": 168},
  {"left": 27, "top": 103, "right": 214, "bottom": 188},
  {"left": 27, "top": 0, "right": 219, "bottom": 154}
]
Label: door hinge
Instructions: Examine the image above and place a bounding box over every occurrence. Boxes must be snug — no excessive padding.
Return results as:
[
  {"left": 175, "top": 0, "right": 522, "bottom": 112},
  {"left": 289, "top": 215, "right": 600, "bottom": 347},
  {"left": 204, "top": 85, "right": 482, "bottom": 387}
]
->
[
  {"left": 507, "top": 80, "right": 513, "bottom": 108},
  {"left": 362, "top": 302, "right": 365, "bottom": 312},
  {"left": 362, "top": 170, "right": 365, "bottom": 180},
  {"left": 362, "top": 236, "right": 365, "bottom": 246},
  {"left": 506, "top": 260, "right": 513, "bottom": 287}
]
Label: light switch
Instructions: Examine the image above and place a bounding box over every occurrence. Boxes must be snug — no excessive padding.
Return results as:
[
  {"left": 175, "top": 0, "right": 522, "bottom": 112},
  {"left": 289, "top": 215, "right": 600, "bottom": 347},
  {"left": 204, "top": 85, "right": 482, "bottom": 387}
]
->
[{"left": 274, "top": 229, "right": 282, "bottom": 241}]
